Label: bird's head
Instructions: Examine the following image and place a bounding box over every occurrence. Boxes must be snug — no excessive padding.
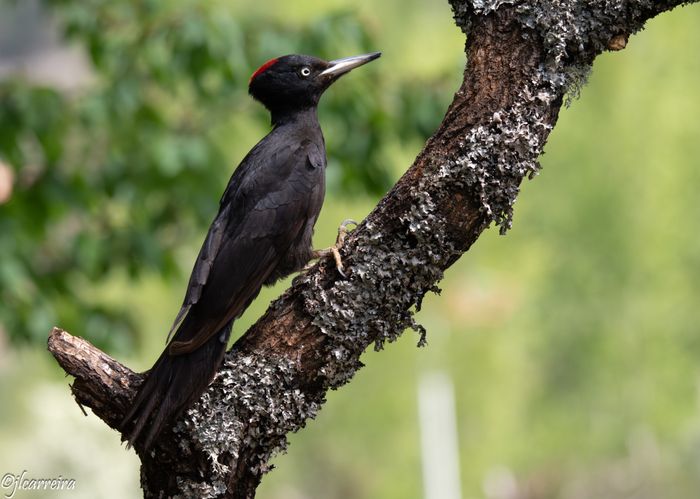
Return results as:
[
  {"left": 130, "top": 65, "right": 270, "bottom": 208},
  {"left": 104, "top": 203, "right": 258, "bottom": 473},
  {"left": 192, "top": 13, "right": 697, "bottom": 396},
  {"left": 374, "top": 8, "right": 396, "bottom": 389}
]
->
[{"left": 248, "top": 52, "right": 381, "bottom": 117}]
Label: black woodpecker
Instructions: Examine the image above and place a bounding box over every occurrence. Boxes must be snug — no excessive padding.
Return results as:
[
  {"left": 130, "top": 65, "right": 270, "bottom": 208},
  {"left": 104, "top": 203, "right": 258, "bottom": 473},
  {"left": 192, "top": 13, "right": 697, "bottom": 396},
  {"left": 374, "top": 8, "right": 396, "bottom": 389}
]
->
[{"left": 121, "top": 52, "right": 381, "bottom": 449}]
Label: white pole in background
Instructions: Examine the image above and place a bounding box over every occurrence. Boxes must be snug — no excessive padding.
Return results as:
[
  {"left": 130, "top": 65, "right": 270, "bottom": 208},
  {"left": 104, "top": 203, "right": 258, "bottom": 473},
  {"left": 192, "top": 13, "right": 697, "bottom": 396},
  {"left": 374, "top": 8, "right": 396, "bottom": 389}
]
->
[{"left": 418, "top": 371, "right": 463, "bottom": 499}]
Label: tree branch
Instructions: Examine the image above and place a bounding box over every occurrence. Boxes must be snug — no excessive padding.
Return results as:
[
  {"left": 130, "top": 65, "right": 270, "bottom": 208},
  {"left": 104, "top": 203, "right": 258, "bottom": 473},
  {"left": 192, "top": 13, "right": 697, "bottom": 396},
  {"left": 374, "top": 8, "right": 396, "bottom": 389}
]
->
[
  {"left": 48, "top": 1, "right": 698, "bottom": 497},
  {"left": 48, "top": 327, "right": 140, "bottom": 428}
]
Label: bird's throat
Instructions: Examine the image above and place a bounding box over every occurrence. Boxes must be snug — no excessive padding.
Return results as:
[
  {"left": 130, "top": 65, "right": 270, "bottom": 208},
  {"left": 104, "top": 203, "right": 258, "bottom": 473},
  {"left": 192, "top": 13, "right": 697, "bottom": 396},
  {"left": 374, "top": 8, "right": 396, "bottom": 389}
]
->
[{"left": 271, "top": 105, "right": 320, "bottom": 128}]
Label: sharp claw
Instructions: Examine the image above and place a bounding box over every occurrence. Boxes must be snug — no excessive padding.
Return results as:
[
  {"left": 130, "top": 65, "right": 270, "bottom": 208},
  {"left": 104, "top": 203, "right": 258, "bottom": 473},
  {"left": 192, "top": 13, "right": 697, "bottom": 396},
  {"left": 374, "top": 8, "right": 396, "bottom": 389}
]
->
[
  {"left": 331, "top": 246, "right": 348, "bottom": 278},
  {"left": 336, "top": 219, "right": 357, "bottom": 247},
  {"left": 307, "top": 219, "right": 357, "bottom": 279},
  {"left": 332, "top": 223, "right": 356, "bottom": 278}
]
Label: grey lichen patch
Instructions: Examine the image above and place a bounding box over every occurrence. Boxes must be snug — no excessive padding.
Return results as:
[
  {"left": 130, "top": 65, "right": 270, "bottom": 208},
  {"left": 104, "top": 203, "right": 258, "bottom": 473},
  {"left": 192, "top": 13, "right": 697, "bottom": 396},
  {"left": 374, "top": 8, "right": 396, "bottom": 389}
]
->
[
  {"left": 174, "top": 353, "right": 322, "bottom": 489},
  {"left": 451, "top": 0, "right": 682, "bottom": 112},
  {"left": 444, "top": 94, "right": 554, "bottom": 233},
  {"left": 448, "top": 0, "right": 625, "bottom": 231},
  {"left": 453, "top": 1, "right": 670, "bottom": 73},
  {"left": 299, "top": 193, "right": 452, "bottom": 388},
  {"left": 446, "top": 1, "right": 681, "bottom": 231},
  {"left": 174, "top": 478, "right": 227, "bottom": 499}
]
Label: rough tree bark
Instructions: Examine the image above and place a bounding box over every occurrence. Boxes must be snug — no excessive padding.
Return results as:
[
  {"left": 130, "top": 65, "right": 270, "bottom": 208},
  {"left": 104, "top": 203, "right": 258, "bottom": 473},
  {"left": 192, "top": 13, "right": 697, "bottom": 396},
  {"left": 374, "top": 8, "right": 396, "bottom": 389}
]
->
[{"left": 48, "top": 1, "right": 697, "bottom": 497}]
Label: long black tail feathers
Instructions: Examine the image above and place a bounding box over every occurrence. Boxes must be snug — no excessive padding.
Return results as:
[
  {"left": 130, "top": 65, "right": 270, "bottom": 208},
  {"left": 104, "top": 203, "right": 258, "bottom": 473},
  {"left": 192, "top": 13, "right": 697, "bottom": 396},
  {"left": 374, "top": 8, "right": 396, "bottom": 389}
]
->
[{"left": 120, "top": 329, "right": 230, "bottom": 450}]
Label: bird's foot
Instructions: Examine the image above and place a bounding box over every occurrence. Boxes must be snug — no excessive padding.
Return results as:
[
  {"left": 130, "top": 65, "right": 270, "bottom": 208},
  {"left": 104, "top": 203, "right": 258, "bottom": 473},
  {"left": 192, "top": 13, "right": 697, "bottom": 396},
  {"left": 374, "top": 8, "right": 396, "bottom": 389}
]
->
[{"left": 309, "top": 219, "right": 357, "bottom": 278}]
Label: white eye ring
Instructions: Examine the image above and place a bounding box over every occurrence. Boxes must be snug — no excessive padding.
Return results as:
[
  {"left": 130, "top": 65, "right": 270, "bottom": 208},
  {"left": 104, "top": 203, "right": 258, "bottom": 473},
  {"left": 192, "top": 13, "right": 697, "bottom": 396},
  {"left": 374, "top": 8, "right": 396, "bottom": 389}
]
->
[{"left": 300, "top": 67, "right": 311, "bottom": 77}]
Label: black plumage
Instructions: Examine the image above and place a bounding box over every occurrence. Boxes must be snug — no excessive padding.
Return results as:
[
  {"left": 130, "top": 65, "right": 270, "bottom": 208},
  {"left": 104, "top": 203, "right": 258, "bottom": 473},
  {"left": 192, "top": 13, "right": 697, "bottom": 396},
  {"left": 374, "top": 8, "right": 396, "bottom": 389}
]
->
[{"left": 121, "top": 52, "right": 381, "bottom": 449}]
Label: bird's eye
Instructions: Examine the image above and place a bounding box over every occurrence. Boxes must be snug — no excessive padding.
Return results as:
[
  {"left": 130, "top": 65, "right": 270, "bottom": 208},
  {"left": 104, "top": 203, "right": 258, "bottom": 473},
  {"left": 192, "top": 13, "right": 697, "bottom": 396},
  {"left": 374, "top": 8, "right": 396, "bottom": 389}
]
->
[{"left": 300, "top": 67, "right": 311, "bottom": 77}]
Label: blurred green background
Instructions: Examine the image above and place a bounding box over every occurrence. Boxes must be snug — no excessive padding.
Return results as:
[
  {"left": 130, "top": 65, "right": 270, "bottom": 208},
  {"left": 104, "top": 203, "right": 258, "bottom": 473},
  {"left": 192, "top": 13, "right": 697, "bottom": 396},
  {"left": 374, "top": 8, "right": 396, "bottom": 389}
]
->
[{"left": 1, "top": 0, "right": 699, "bottom": 498}]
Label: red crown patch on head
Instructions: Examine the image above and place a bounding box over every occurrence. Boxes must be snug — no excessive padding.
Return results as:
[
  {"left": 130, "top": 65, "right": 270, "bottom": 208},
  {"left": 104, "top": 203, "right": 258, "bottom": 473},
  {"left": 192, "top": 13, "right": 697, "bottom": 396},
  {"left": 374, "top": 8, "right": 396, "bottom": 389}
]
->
[{"left": 249, "top": 58, "right": 279, "bottom": 84}]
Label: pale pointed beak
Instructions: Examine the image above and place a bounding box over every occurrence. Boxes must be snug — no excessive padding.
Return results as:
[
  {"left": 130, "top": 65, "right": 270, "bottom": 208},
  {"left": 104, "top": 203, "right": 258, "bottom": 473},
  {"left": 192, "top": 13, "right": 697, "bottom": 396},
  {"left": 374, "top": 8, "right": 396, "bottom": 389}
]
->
[{"left": 320, "top": 52, "right": 382, "bottom": 78}]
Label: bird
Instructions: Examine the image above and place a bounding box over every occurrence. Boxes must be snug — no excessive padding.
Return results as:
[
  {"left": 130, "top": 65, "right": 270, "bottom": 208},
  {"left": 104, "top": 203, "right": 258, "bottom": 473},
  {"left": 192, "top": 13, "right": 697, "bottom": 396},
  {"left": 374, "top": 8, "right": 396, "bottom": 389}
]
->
[{"left": 120, "top": 51, "right": 381, "bottom": 450}]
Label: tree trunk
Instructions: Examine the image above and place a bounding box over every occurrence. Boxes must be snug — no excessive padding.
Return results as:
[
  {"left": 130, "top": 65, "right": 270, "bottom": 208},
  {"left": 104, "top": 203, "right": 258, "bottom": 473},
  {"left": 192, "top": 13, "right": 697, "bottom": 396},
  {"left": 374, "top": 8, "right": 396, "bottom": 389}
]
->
[{"left": 48, "top": 1, "right": 698, "bottom": 497}]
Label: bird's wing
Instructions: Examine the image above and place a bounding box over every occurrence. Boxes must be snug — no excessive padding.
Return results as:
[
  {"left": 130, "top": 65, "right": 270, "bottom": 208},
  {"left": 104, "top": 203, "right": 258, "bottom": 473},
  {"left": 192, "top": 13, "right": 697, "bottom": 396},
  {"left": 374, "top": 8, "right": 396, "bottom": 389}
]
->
[
  {"left": 166, "top": 206, "right": 229, "bottom": 342},
  {"left": 167, "top": 137, "right": 294, "bottom": 341},
  {"left": 166, "top": 139, "right": 320, "bottom": 354}
]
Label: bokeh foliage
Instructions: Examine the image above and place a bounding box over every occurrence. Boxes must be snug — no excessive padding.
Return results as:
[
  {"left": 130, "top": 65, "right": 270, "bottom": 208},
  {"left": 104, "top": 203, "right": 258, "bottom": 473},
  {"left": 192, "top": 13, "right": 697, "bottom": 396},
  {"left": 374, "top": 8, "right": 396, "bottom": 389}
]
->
[{"left": 0, "top": 0, "right": 449, "bottom": 348}]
